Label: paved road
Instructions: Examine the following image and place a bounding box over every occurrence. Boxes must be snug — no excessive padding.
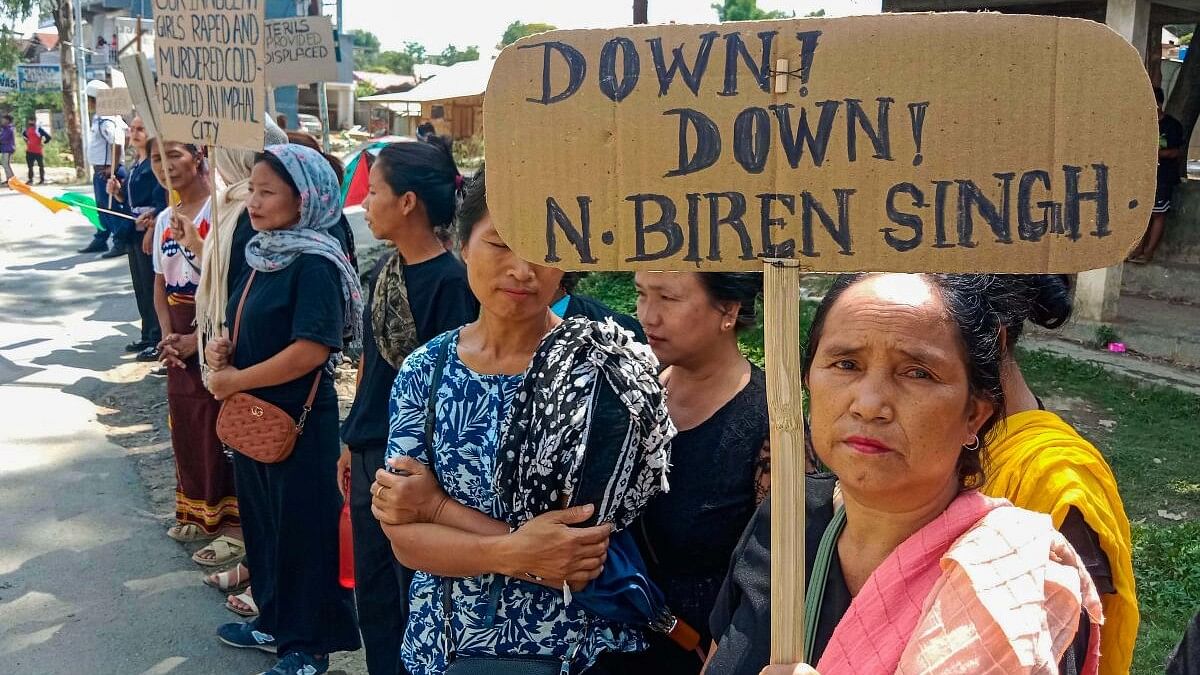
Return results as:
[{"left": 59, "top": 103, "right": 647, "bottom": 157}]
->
[{"left": 0, "top": 189, "right": 369, "bottom": 674}]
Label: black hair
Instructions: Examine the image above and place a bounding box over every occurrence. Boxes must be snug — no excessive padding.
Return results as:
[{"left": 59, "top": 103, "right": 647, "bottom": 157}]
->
[
  {"left": 375, "top": 140, "right": 461, "bottom": 229},
  {"left": 986, "top": 275, "right": 1073, "bottom": 350},
  {"left": 802, "top": 273, "right": 1007, "bottom": 490},
  {"left": 417, "top": 121, "right": 435, "bottom": 136},
  {"left": 561, "top": 272, "right": 589, "bottom": 295},
  {"left": 285, "top": 131, "right": 345, "bottom": 185},
  {"left": 696, "top": 272, "right": 763, "bottom": 331},
  {"left": 423, "top": 134, "right": 460, "bottom": 176},
  {"left": 1155, "top": 86, "right": 1166, "bottom": 105},
  {"left": 3, "top": 114, "right": 13, "bottom": 123},
  {"left": 457, "top": 162, "right": 487, "bottom": 245},
  {"left": 253, "top": 152, "right": 302, "bottom": 198}
]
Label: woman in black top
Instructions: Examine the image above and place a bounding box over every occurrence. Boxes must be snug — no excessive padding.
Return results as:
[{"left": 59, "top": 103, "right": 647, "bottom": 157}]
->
[
  {"left": 337, "top": 141, "right": 478, "bottom": 675},
  {"left": 204, "top": 145, "right": 363, "bottom": 675},
  {"left": 106, "top": 114, "right": 167, "bottom": 360},
  {"left": 603, "top": 272, "right": 768, "bottom": 675}
]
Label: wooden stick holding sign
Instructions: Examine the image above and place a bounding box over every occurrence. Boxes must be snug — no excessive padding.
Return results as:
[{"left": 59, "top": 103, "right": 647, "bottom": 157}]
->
[
  {"left": 118, "top": 53, "right": 176, "bottom": 204},
  {"left": 482, "top": 13, "right": 1156, "bottom": 666}
]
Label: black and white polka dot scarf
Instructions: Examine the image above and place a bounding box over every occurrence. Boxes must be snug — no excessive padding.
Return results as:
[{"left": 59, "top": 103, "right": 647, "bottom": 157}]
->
[{"left": 496, "top": 316, "right": 675, "bottom": 532}]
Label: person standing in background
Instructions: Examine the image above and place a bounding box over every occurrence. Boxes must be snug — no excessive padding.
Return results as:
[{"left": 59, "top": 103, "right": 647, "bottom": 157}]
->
[
  {"left": 23, "top": 119, "right": 51, "bottom": 185},
  {"left": 338, "top": 140, "right": 477, "bottom": 675},
  {"left": 105, "top": 114, "right": 166, "bottom": 361},
  {"left": 0, "top": 114, "right": 17, "bottom": 184},
  {"left": 1129, "top": 86, "right": 1185, "bottom": 264},
  {"left": 77, "top": 80, "right": 132, "bottom": 258}
]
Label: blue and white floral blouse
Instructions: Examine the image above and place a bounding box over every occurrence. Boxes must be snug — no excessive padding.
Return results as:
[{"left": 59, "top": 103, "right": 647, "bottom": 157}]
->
[{"left": 386, "top": 329, "right": 646, "bottom": 675}]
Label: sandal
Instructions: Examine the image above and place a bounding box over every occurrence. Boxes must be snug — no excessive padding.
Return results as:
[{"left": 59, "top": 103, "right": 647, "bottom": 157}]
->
[
  {"left": 226, "top": 588, "right": 259, "bottom": 617},
  {"left": 203, "top": 563, "right": 250, "bottom": 593},
  {"left": 167, "top": 523, "right": 215, "bottom": 543},
  {"left": 192, "top": 535, "right": 245, "bottom": 567}
]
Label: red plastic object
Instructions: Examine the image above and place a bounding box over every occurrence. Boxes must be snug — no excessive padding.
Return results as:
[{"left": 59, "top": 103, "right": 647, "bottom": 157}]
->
[{"left": 339, "top": 472, "right": 355, "bottom": 589}]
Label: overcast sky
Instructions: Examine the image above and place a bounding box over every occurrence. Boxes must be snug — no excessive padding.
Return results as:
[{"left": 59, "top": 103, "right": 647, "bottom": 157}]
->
[{"left": 342, "top": 0, "right": 882, "bottom": 55}]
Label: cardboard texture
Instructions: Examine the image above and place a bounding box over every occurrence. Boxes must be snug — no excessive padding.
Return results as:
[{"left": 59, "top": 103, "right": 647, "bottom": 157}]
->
[
  {"left": 96, "top": 88, "right": 134, "bottom": 116},
  {"left": 485, "top": 13, "right": 1158, "bottom": 273},
  {"left": 154, "top": 0, "right": 265, "bottom": 150},
  {"left": 265, "top": 16, "right": 338, "bottom": 86},
  {"left": 119, "top": 53, "right": 162, "bottom": 139}
]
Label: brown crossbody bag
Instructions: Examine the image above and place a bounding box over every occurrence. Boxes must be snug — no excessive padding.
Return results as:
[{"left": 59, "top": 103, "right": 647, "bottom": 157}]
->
[{"left": 215, "top": 270, "right": 321, "bottom": 464}]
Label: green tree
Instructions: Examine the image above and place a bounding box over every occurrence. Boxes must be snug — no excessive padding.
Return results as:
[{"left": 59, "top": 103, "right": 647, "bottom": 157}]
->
[
  {"left": 38, "top": 0, "right": 85, "bottom": 180},
  {"left": 712, "top": 0, "right": 793, "bottom": 21},
  {"left": 499, "top": 20, "right": 557, "bottom": 48},
  {"left": 354, "top": 79, "right": 376, "bottom": 98},
  {"left": 348, "top": 28, "right": 381, "bottom": 68},
  {"left": 434, "top": 44, "right": 480, "bottom": 66},
  {"left": 0, "top": 0, "right": 33, "bottom": 70},
  {"left": 805, "top": 8, "right": 826, "bottom": 17},
  {"left": 374, "top": 50, "right": 414, "bottom": 75}
]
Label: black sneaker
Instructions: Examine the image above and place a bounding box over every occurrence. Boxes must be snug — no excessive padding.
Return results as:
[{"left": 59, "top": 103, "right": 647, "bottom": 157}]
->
[
  {"left": 77, "top": 241, "right": 108, "bottom": 254},
  {"left": 136, "top": 346, "right": 160, "bottom": 362},
  {"left": 125, "top": 340, "right": 151, "bottom": 353},
  {"left": 260, "top": 652, "right": 328, "bottom": 675},
  {"left": 100, "top": 246, "right": 127, "bottom": 259}
]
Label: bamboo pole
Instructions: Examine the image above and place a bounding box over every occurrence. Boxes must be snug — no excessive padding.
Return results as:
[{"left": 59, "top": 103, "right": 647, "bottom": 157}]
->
[{"left": 764, "top": 257, "right": 807, "bottom": 664}]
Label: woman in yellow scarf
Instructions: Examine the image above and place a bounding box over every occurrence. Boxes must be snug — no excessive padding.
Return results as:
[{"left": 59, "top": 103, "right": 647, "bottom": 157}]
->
[{"left": 983, "top": 275, "right": 1138, "bottom": 675}]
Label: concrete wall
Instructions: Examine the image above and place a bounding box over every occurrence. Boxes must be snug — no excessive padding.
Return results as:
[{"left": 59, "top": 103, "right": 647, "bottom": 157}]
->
[{"left": 1159, "top": 179, "right": 1200, "bottom": 264}]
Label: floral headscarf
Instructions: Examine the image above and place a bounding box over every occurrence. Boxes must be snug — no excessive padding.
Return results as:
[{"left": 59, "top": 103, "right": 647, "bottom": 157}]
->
[{"left": 244, "top": 144, "right": 364, "bottom": 355}]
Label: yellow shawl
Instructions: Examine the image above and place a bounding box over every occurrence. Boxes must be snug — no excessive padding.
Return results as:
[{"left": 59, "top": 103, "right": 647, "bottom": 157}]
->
[{"left": 984, "top": 409, "right": 1138, "bottom": 675}]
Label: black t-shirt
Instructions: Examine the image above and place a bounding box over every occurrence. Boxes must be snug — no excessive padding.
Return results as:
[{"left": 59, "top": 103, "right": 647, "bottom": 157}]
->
[
  {"left": 1159, "top": 114, "right": 1185, "bottom": 187},
  {"left": 227, "top": 254, "right": 345, "bottom": 414},
  {"left": 340, "top": 250, "right": 478, "bottom": 449}
]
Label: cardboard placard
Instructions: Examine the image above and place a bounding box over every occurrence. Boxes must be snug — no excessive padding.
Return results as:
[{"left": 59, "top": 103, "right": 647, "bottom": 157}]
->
[
  {"left": 265, "top": 16, "right": 338, "bottom": 86},
  {"left": 154, "top": 0, "right": 265, "bottom": 150},
  {"left": 116, "top": 17, "right": 156, "bottom": 70},
  {"left": 96, "top": 88, "right": 134, "bottom": 116},
  {"left": 485, "top": 14, "right": 1158, "bottom": 273},
  {"left": 119, "top": 53, "right": 162, "bottom": 139}
]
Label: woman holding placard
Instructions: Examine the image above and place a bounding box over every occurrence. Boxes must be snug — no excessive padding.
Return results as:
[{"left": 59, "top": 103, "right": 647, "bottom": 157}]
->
[
  {"left": 706, "top": 273, "right": 1102, "bottom": 675},
  {"left": 146, "top": 139, "right": 242, "bottom": 559},
  {"left": 106, "top": 113, "right": 166, "bottom": 362},
  {"left": 205, "top": 144, "right": 362, "bottom": 675}
]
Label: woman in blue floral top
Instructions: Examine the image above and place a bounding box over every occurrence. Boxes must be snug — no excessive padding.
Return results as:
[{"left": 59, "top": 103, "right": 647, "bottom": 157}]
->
[{"left": 372, "top": 166, "right": 646, "bottom": 675}]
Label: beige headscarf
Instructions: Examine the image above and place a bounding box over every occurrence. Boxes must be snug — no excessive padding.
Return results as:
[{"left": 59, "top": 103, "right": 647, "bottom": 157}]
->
[{"left": 195, "top": 116, "right": 288, "bottom": 379}]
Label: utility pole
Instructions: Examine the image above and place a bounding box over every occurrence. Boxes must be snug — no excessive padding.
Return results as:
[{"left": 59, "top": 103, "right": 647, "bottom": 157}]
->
[
  {"left": 72, "top": 0, "right": 89, "bottom": 179},
  {"left": 634, "top": 0, "right": 648, "bottom": 24}
]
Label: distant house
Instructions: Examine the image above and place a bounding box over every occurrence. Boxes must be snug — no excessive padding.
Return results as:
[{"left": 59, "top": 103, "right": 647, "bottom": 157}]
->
[{"left": 358, "top": 59, "right": 492, "bottom": 139}]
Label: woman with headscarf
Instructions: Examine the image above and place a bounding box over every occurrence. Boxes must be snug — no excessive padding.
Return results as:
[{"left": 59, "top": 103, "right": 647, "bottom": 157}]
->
[
  {"left": 337, "top": 140, "right": 477, "bottom": 675},
  {"left": 204, "top": 144, "right": 363, "bottom": 675},
  {"left": 193, "top": 118, "right": 289, "bottom": 613},
  {"left": 147, "top": 139, "right": 241, "bottom": 560},
  {"left": 705, "top": 274, "right": 1103, "bottom": 675},
  {"left": 981, "top": 274, "right": 1138, "bottom": 675},
  {"left": 367, "top": 167, "right": 666, "bottom": 675}
]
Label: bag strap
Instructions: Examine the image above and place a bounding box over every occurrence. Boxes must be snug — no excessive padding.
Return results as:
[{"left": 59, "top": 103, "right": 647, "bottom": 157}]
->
[
  {"left": 229, "top": 270, "right": 256, "bottom": 353},
  {"left": 803, "top": 504, "right": 847, "bottom": 664},
  {"left": 424, "top": 335, "right": 452, "bottom": 487},
  {"left": 228, "top": 268, "right": 322, "bottom": 434}
]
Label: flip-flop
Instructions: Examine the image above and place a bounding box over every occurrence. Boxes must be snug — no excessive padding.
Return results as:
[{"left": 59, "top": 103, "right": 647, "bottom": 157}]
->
[
  {"left": 203, "top": 563, "right": 250, "bottom": 594},
  {"left": 167, "top": 523, "right": 215, "bottom": 543},
  {"left": 193, "top": 535, "right": 245, "bottom": 568},
  {"left": 226, "top": 589, "right": 259, "bottom": 617}
]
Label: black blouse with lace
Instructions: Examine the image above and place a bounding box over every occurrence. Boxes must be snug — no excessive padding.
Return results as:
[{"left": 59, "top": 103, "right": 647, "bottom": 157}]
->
[{"left": 621, "top": 365, "right": 770, "bottom": 674}]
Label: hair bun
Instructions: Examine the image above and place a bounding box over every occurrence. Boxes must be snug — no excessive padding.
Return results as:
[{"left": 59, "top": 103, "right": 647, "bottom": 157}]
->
[{"left": 1028, "top": 275, "right": 1073, "bottom": 329}]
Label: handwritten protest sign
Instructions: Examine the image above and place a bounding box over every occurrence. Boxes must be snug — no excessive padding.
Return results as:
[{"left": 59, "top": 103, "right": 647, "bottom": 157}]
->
[
  {"left": 120, "top": 53, "right": 162, "bottom": 139},
  {"left": 96, "top": 88, "right": 134, "bottom": 116},
  {"left": 265, "top": 16, "right": 337, "bottom": 86},
  {"left": 153, "top": 0, "right": 265, "bottom": 150},
  {"left": 485, "top": 14, "right": 1158, "bottom": 273}
]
